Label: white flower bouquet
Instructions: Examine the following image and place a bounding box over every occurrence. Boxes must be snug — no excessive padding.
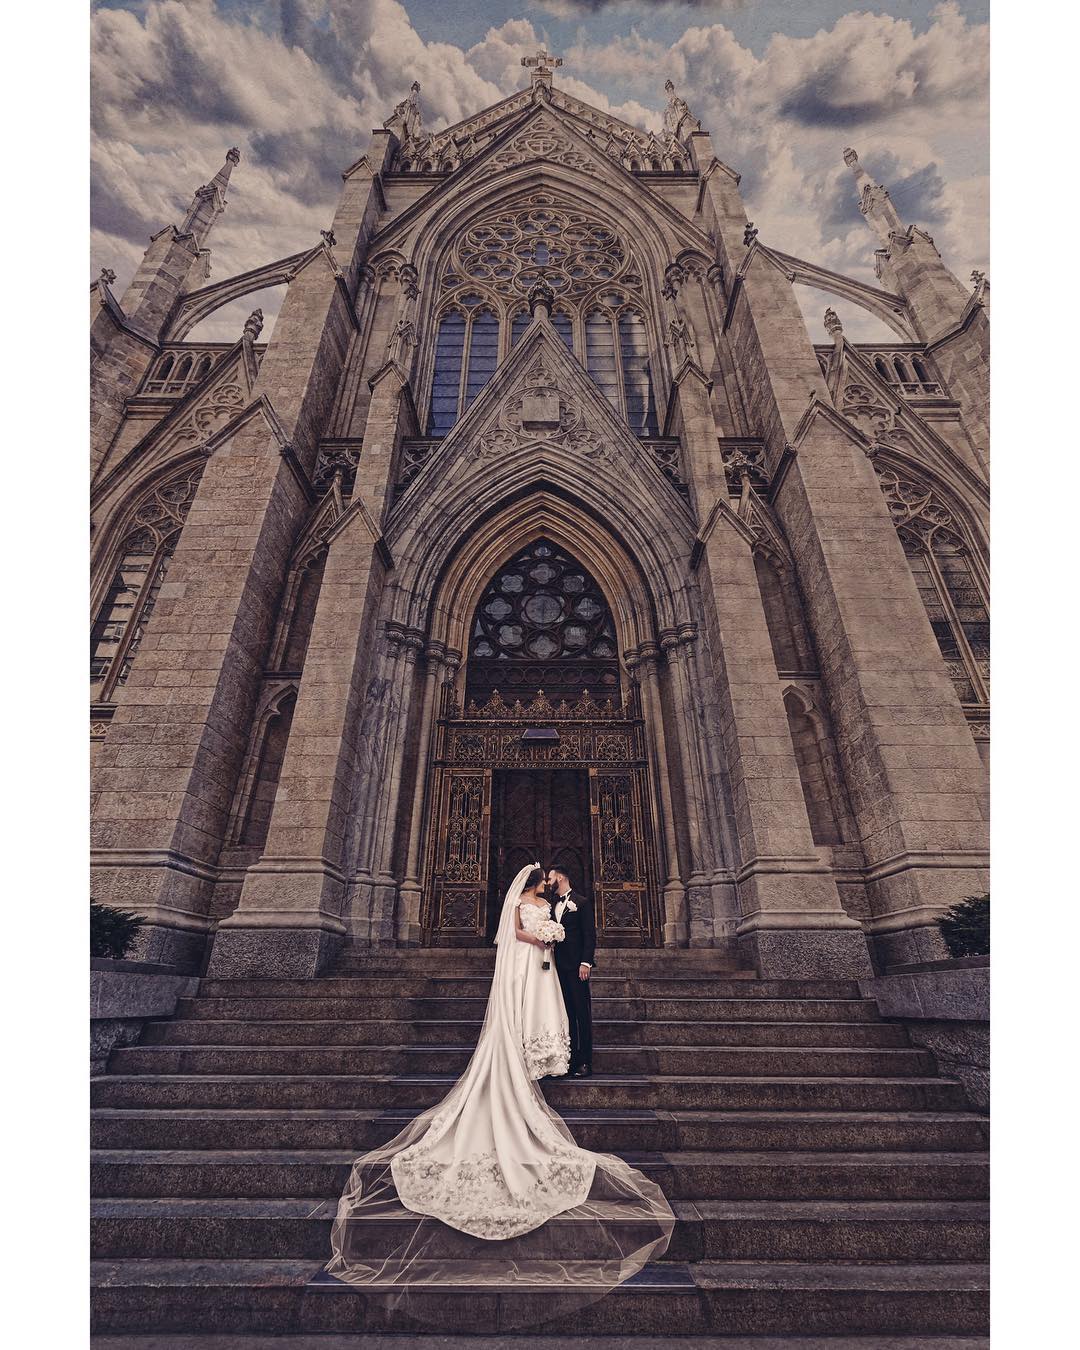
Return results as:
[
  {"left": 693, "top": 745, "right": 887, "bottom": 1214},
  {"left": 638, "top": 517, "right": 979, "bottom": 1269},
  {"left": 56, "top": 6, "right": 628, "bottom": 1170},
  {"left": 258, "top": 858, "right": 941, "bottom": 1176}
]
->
[{"left": 535, "top": 918, "right": 565, "bottom": 970}]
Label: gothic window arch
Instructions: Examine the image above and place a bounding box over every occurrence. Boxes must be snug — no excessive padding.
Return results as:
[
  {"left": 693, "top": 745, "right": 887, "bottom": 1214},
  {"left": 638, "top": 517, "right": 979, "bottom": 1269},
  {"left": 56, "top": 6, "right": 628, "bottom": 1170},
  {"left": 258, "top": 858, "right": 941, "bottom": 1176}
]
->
[
  {"left": 427, "top": 190, "right": 658, "bottom": 437},
  {"left": 466, "top": 538, "right": 621, "bottom": 706},
  {"left": 876, "top": 464, "right": 989, "bottom": 707},
  {"left": 428, "top": 295, "right": 509, "bottom": 434},
  {"left": 90, "top": 465, "right": 203, "bottom": 703}
]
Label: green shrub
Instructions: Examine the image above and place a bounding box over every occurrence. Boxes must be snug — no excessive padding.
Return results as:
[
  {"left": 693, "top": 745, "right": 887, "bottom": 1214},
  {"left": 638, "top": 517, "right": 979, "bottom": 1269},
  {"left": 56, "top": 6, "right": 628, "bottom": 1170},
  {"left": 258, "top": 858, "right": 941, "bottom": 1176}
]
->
[
  {"left": 936, "top": 893, "right": 990, "bottom": 958},
  {"left": 91, "top": 901, "right": 145, "bottom": 960}
]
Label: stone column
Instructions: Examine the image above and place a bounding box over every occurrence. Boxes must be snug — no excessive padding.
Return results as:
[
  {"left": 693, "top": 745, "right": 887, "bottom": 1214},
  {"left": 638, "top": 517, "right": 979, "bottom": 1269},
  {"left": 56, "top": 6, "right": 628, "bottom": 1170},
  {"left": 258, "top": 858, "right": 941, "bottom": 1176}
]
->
[
  {"left": 670, "top": 359, "right": 870, "bottom": 978},
  {"left": 699, "top": 153, "right": 989, "bottom": 967},
  {"left": 364, "top": 626, "right": 425, "bottom": 944},
  {"left": 397, "top": 642, "right": 457, "bottom": 945},
  {"left": 658, "top": 627, "right": 711, "bottom": 938},
  {"left": 208, "top": 354, "right": 416, "bottom": 976},
  {"left": 92, "top": 138, "right": 394, "bottom": 971},
  {"left": 662, "top": 625, "right": 733, "bottom": 945},
  {"left": 627, "top": 645, "right": 687, "bottom": 948}
]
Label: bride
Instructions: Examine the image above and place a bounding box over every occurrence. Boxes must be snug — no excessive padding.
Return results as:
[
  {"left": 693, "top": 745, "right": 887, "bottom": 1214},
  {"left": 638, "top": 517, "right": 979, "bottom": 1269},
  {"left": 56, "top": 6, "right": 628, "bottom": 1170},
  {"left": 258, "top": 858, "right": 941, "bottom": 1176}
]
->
[{"left": 327, "top": 863, "right": 673, "bottom": 1300}]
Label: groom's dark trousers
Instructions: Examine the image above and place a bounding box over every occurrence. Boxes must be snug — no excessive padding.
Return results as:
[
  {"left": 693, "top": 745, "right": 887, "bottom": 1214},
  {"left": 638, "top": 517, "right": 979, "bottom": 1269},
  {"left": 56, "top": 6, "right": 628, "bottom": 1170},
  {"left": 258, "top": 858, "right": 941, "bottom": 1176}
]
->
[{"left": 554, "top": 891, "right": 596, "bottom": 1070}]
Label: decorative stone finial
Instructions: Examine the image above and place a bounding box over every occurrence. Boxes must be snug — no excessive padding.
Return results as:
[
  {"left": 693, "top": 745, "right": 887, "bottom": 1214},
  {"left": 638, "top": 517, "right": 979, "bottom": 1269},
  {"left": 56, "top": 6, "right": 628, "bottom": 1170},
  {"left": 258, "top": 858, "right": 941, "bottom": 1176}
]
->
[
  {"left": 970, "top": 269, "right": 985, "bottom": 288},
  {"left": 823, "top": 307, "right": 843, "bottom": 339},
  {"left": 320, "top": 228, "right": 336, "bottom": 248},
  {"left": 663, "top": 79, "right": 700, "bottom": 140},
  {"left": 384, "top": 81, "right": 423, "bottom": 140},
  {"left": 99, "top": 267, "right": 116, "bottom": 286},
  {"left": 843, "top": 147, "right": 859, "bottom": 169},
  {"left": 243, "top": 308, "right": 264, "bottom": 342},
  {"left": 668, "top": 309, "right": 696, "bottom": 365},
  {"left": 388, "top": 315, "right": 417, "bottom": 367},
  {"left": 226, "top": 147, "right": 241, "bottom": 166},
  {"left": 527, "top": 275, "right": 555, "bottom": 318},
  {"left": 743, "top": 221, "right": 758, "bottom": 247}
]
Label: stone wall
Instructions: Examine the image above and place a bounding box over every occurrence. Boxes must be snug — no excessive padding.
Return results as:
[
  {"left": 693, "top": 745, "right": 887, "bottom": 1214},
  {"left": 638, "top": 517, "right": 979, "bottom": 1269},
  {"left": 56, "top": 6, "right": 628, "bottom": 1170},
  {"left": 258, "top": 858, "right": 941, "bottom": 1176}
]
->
[{"left": 859, "top": 956, "right": 989, "bottom": 1110}]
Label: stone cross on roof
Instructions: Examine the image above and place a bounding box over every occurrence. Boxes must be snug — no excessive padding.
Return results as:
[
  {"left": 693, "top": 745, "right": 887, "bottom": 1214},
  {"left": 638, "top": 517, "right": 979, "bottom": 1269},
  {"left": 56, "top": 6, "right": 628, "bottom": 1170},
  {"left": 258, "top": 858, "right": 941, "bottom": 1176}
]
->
[{"left": 521, "top": 48, "right": 562, "bottom": 86}]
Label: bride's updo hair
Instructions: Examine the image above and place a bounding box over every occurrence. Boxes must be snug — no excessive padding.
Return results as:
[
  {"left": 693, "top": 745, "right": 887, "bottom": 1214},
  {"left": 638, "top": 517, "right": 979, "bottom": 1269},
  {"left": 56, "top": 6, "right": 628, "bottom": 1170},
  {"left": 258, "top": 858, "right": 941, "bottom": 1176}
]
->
[{"left": 524, "top": 866, "right": 544, "bottom": 891}]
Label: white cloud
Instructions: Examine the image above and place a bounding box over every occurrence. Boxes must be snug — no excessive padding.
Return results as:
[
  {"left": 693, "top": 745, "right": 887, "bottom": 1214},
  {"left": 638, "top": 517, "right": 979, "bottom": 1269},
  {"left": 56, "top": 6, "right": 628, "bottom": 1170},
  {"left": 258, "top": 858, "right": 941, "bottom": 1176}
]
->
[{"left": 91, "top": 1, "right": 987, "bottom": 343}]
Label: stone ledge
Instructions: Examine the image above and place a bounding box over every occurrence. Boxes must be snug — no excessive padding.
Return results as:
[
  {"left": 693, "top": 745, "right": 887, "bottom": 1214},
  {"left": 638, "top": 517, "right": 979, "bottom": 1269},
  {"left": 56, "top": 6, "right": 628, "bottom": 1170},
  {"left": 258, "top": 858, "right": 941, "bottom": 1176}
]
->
[
  {"left": 858, "top": 960, "right": 988, "bottom": 1023},
  {"left": 858, "top": 961, "right": 988, "bottom": 1111},
  {"left": 91, "top": 962, "right": 199, "bottom": 1076}
]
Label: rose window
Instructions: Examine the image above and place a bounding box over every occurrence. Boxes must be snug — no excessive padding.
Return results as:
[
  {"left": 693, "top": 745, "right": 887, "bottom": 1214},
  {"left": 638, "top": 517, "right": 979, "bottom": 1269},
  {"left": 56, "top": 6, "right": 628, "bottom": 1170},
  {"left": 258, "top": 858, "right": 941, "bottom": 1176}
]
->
[{"left": 466, "top": 539, "right": 620, "bottom": 705}]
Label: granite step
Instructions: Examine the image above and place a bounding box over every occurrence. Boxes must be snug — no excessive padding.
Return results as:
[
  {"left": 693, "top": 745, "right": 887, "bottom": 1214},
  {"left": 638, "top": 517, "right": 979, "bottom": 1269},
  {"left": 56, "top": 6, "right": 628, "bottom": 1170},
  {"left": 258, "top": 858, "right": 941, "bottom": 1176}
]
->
[
  {"left": 108, "top": 1043, "right": 936, "bottom": 1079},
  {"left": 90, "top": 1148, "right": 988, "bottom": 1202},
  {"left": 91, "top": 1335, "right": 991, "bottom": 1350},
  {"left": 196, "top": 976, "right": 858, "bottom": 999},
  {"left": 173, "top": 995, "right": 883, "bottom": 1022},
  {"left": 90, "top": 1073, "right": 970, "bottom": 1113},
  {"left": 90, "top": 1196, "right": 989, "bottom": 1263},
  {"left": 141, "top": 1017, "right": 910, "bottom": 1048},
  {"left": 88, "top": 1258, "right": 990, "bottom": 1336},
  {"left": 331, "top": 948, "right": 753, "bottom": 971},
  {"left": 89, "top": 1107, "right": 991, "bottom": 1155}
]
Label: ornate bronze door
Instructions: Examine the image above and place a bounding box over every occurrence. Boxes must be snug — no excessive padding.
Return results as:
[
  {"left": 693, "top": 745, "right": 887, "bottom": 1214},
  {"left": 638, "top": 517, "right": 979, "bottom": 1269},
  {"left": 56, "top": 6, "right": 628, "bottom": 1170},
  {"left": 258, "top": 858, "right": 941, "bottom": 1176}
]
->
[
  {"left": 425, "top": 767, "right": 492, "bottom": 943},
  {"left": 488, "top": 769, "right": 593, "bottom": 937},
  {"left": 589, "top": 767, "right": 650, "bottom": 939},
  {"left": 421, "top": 688, "right": 660, "bottom": 946}
]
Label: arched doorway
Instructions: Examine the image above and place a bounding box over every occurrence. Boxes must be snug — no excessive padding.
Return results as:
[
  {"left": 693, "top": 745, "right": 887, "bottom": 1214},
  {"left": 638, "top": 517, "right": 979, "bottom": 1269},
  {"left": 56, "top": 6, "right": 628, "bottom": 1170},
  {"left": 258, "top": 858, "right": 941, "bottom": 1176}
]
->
[{"left": 420, "top": 538, "right": 661, "bottom": 947}]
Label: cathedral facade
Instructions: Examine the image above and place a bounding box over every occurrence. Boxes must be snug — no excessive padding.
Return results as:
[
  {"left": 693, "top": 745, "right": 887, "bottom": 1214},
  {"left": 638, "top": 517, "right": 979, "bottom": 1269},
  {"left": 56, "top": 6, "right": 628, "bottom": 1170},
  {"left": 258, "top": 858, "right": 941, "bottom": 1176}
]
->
[{"left": 89, "top": 56, "right": 989, "bottom": 981}]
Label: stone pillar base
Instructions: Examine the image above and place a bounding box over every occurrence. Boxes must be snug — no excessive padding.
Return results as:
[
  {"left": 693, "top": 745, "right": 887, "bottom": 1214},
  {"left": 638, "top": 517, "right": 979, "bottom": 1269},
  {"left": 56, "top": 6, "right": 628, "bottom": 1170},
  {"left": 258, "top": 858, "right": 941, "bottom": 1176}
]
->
[
  {"left": 867, "top": 920, "right": 950, "bottom": 972},
  {"left": 739, "top": 925, "right": 873, "bottom": 980},
  {"left": 127, "top": 921, "right": 209, "bottom": 974},
  {"left": 206, "top": 924, "right": 343, "bottom": 979}
]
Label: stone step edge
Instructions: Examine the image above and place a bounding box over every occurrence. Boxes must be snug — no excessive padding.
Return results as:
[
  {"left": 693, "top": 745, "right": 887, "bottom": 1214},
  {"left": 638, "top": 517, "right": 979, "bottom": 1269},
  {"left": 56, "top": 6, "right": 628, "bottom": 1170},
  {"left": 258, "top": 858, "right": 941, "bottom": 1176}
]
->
[
  {"left": 115, "top": 1044, "right": 925, "bottom": 1056},
  {"left": 87, "top": 1334, "right": 992, "bottom": 1350},
  {"left": 91, "top": 1148, "right": 988, "bottom": 1167},
  {"left": 92, "top": 1073, "right": 965, "bottom": 1087},
  {"left": 88, "top": 1106, "right": 989, "bottom": 1123},
  {"left": 91, "top": 1196, "right": 991, "bottom": 1220},
  {"left": 89, "top": 1256, "right": 991, "bottom": 1291}
]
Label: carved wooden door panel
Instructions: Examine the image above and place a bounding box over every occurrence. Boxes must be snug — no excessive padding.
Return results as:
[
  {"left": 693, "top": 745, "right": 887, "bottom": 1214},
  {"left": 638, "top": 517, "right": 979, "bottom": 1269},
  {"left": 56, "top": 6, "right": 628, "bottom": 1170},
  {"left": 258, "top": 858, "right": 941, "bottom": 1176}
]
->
[
  {"left": 589, "top": 767, "right": 652, "bottom": 945},
  {"left": 427, "top": 768, "right": 491, "bottom": 943}
]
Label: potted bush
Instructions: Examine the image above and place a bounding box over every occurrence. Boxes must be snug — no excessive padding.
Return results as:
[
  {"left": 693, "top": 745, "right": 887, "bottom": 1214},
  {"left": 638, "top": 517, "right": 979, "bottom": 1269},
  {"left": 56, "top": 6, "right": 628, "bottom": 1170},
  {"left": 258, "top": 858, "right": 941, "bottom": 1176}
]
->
[
  {"left": 90, "top": 901, "right": 145, "bottom": 960},
  {"left": 936, "top": 893, "right": 990, "bottom": 958}
]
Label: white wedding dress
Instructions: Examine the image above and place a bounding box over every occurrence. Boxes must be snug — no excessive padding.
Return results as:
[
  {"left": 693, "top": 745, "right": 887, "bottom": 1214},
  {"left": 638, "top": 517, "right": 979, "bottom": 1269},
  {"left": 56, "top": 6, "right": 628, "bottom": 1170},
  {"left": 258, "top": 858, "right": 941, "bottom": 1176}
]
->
[{"left": 326, "top": 864, "right": 673, "bottom": 1308}]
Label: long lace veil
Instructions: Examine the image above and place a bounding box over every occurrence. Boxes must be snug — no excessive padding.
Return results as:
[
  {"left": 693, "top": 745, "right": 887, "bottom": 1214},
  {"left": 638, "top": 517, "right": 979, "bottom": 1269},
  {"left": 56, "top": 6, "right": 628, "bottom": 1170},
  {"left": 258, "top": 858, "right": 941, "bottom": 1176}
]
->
[{"left": 325, "top": 864, "right": 675, "bottom": 1327}]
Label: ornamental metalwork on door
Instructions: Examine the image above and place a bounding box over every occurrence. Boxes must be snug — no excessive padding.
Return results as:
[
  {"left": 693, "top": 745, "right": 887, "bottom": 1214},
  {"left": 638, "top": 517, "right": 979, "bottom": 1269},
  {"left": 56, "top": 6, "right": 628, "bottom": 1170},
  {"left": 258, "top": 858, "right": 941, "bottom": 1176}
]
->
[{"left": 421, "top": 686, "right": 660, "bottom": 946}]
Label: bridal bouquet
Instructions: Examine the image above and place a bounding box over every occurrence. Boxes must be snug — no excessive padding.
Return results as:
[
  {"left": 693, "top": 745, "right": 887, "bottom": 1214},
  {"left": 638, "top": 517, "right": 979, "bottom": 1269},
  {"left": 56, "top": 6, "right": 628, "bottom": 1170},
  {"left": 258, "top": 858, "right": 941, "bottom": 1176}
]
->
[{"left": 535, "top": 919, "right": 565, "bottom": 970}]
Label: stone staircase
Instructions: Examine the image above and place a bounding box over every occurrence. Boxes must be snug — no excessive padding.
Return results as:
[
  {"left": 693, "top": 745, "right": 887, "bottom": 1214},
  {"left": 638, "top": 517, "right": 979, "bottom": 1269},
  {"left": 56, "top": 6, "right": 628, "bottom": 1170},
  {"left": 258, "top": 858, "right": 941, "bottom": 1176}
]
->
[{"left": 90, "top": 948, "right": 988, "bottom": 1345}]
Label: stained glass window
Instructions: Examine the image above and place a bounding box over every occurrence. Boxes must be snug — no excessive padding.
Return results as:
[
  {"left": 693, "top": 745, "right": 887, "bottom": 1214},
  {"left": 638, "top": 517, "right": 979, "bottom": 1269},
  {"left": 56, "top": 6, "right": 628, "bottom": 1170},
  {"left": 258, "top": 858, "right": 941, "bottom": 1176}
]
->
[
  {"left": 618, "top": 311, "right": 657, "bottom": 434},
  {"left": 585, "top": 311, "right": 620, "bottom": 413},
  {"left": 463, "top": 308, "right": 499, "bottom": 410},
  {"left": 466, "top": 539, "right": 621, "bottom": 706},
  {"left": 428, "top": 311, "right": 466, "bottom": 435}
]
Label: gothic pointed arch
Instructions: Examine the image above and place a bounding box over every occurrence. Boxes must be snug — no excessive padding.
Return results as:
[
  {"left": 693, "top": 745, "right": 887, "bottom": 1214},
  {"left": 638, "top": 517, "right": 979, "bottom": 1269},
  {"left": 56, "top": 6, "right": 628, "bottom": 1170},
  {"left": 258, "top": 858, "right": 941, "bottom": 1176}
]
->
[
  {"left": 418, "top": 185, "right": 663, "bottom": 438},
  {"left": 226, "top": 681, "right": 299, "bottom": 850},
  {"left": 873, "top": 459, "right": 990, "bottom": 711},
  {"left": 90, "top": 462, "right": 204, "bottom": 704},
  {"left": 465, "top": 537, "right": 621, "bottom": 706}
]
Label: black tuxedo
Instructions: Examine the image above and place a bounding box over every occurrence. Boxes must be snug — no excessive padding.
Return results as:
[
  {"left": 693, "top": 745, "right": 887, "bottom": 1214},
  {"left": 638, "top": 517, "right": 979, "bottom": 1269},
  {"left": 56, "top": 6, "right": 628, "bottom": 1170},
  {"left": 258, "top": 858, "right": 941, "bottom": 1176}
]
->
[{"left": 552, "top": 889, "right": 595, "bottom": 1070}]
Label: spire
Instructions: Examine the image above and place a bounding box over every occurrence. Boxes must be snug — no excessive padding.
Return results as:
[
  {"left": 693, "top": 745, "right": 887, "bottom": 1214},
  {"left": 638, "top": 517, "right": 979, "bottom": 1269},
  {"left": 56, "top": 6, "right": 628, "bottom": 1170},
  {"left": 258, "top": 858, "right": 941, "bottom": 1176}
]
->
[
  {"left": 384, "top": 81, "right": 423, "bottom": 141},
  {"left": 179, "top": 147, "right": 241, "bottom": 249},
  {"left": 842, "top": 146, "right": 904, "bottom": 245}
]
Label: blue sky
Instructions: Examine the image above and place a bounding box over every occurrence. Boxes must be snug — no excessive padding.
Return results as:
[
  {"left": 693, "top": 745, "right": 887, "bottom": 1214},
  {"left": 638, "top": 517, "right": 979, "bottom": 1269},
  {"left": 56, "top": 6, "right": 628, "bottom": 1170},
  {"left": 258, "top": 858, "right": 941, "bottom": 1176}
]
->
[{"left": 91, "top": 1, "right": 988, "bottom": 340}]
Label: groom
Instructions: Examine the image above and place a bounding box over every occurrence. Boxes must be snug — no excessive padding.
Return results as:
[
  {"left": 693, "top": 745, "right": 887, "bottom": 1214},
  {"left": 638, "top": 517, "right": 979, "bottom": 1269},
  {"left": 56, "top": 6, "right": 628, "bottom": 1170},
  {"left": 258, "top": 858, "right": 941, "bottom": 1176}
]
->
[{"left": 546, "top": 866, "right": 596, "bottom": 1078}]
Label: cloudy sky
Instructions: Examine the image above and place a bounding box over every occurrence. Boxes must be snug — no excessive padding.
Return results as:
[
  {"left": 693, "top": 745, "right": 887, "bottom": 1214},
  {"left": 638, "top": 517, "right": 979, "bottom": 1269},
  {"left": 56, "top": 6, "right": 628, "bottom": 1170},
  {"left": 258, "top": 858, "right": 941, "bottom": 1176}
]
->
[{"left": 91, "top": 0, "right": 989, "bottom": 342}]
